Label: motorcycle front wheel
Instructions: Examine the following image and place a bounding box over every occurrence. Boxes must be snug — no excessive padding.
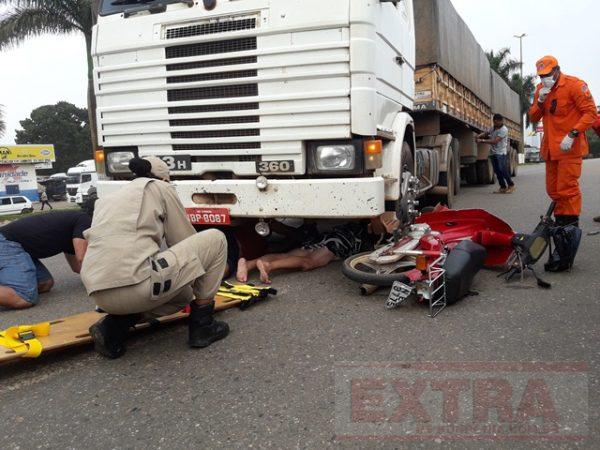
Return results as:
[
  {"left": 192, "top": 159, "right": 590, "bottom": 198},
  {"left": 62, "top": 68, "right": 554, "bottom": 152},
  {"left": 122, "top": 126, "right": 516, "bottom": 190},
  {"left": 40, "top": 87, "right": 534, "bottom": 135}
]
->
[{"left": 342, "top": 252, "right": 415, "bottom": 287}]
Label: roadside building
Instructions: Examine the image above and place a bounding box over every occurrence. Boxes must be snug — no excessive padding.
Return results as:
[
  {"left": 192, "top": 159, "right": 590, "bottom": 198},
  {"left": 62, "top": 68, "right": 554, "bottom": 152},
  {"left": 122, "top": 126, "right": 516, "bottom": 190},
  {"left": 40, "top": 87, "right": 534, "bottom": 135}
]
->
[{"left": 0, "top": 145, "right": 56, "bottom": 201}]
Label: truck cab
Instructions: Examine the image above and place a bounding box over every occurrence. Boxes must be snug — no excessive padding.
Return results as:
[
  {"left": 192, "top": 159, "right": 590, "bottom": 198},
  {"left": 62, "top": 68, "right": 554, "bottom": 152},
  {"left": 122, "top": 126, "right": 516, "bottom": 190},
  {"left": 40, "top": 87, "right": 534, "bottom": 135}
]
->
[
  {"left": 66, "top": 160, "right": 98, "bottom": 203},
  {"left": 93, "top": 0, "right": 420, "bottom": 225}
]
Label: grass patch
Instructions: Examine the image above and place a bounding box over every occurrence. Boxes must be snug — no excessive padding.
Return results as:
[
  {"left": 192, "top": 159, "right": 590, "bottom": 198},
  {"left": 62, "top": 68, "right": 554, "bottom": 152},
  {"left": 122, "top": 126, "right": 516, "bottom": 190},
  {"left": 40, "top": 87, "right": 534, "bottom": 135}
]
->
[{"left": 0, "top": 209, "right": 60, "bottom": 223}]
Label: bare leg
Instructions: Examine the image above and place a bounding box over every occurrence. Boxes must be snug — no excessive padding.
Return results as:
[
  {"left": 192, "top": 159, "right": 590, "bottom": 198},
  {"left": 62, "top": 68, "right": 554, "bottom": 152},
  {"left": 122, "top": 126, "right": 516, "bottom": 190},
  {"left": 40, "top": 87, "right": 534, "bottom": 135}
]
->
[
  {"left": 238, "top": 252, "right": 301, "bottom": 282},
  {"left": 0, "top": 286, "right": 33, "bottom": 309},
  {"left": 256, "top": 247, "right": 335, "bottom": 283},
  {"left": 236, "top": 258, "right": 248, "bottom": 283}
]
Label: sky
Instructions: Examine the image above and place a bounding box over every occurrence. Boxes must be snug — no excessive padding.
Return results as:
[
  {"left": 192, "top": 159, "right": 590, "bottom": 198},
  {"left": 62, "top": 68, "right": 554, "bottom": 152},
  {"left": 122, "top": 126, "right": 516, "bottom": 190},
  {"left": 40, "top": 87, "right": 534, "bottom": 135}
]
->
[{"left": 0, "top": 0, "right": 599, "bottom": 145}]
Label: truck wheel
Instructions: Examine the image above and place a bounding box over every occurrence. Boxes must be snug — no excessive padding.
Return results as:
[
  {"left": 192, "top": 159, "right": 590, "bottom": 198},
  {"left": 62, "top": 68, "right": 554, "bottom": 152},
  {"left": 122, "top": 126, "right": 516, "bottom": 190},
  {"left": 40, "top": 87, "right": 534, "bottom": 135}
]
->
[
  {"left": 387, "top": 142, "right": 414, "bottom": 212},
  {"left": 464, "top": 164, "right": 478, "bottom": 185},
  {"left": 436, "top": 152, "right": 455, "bottom": 208},
  {"left": 476, "top": 159, "right": 494, "bottom": 185},
  {"left": 510, "top": 148, "right": 518, "bottom": 177},
  {"left": 451, "top": 138, "right": 461, "bottom": 195}
]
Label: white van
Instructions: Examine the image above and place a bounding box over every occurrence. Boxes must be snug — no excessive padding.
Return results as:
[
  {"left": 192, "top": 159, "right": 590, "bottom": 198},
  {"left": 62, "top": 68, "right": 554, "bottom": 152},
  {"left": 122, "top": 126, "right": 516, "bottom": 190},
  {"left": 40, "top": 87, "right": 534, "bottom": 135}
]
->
[{"left": 0, "top": 196, "right": 34, "bottom": 216}]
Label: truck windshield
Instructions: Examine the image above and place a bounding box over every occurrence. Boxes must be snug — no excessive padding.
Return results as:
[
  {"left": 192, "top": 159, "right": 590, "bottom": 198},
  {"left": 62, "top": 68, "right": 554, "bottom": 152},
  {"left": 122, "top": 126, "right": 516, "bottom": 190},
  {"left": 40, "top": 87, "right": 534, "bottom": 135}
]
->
[
  {"left": 100, "top": 0, "right": 186, "bottom": 16},
  {"left": 67, "top": 175, "right": 80, "bottom": 184}
]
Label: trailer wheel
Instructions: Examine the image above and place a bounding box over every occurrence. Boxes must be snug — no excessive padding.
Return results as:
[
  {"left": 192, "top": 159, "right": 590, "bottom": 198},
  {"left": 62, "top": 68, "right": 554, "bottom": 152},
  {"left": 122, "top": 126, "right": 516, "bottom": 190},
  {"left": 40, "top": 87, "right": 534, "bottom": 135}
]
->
[
  {"left": 451, "top": 138, "right": 461, "bottom": 195},
  {"left": 510, "top": 148, "right": 519, "bottom": 177},
  {"left": 436, "top": 151, "right": 455, "bottom": 208},
  {"left": 476, "top": 159, "right": 494, "bottom": 184},
  {"left": 464, "top": 164, "right": 478, "bottom": 185}
]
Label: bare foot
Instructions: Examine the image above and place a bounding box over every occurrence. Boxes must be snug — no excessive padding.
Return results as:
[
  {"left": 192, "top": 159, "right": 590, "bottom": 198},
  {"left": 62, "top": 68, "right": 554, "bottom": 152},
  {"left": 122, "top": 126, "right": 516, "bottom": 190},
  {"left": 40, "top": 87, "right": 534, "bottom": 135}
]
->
[
  {"left": 256, "top": 260, "right": 272, "bottom": 284},
  {"left": 236, "top": 258, "right": 248, "bottom": 283}
]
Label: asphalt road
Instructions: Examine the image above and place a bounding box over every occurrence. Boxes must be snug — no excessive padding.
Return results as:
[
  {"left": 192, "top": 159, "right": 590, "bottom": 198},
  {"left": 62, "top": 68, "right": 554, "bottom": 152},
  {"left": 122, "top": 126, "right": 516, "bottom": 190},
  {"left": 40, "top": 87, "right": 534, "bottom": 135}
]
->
[{"left": 2, "top": 161, "right": 600, "bottom": 449}]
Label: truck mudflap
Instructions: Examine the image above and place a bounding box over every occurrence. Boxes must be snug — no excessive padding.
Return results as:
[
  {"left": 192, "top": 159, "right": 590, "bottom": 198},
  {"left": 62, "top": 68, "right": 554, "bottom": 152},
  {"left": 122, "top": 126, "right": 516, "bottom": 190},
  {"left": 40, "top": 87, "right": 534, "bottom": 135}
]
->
[{"left": 96, "top": 178, "right": 386, "bottom": 219}]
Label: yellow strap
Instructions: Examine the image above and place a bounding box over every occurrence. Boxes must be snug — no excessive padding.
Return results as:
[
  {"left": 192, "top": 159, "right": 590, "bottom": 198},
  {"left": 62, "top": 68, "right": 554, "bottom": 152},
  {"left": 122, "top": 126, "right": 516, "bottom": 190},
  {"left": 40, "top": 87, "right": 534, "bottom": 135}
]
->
[
  {"left": 217, "top": 288, "right": 253, "bottom": 301},
  {"left": 218, "top": 292, "right": 252, "bottom": 301},
  {"left": 221, "top": 282, "right": 270, "bottom": 296},
  {"left": 0, "top": 322, "right": 50, "bottom": 358}
]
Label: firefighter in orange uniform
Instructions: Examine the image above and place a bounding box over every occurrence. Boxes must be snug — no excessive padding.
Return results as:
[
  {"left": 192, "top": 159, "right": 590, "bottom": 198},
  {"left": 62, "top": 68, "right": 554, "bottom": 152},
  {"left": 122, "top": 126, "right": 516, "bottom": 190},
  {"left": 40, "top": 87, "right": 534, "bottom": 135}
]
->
[{"left": 529, "top": 56, "right": 597, "bottom": 227}]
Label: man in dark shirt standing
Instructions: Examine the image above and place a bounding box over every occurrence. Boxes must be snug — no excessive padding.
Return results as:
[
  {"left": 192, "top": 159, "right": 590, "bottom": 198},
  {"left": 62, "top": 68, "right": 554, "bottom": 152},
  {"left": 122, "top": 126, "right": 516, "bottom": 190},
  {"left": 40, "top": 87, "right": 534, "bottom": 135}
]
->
[{"left": 0, "top": 210, "right": 92, "bottom": 309}]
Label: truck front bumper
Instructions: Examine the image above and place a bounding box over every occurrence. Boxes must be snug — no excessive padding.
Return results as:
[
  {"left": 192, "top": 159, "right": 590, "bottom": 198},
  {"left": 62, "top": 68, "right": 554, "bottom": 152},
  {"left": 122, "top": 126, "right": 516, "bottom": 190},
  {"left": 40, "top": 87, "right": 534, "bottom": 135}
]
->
[{"left": 97, "top": 177, "right": 385, "bottom": 219}]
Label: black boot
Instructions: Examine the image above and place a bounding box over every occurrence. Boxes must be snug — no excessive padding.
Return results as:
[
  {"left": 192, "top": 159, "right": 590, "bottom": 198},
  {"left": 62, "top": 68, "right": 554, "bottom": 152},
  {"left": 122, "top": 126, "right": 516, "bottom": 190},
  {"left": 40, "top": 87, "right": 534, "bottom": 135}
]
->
[
  {"left": 188, "top": 301, "right": 230, "bottom": 348},
  {"left": 89, "top": 314, "right": 141, "bottom": 359}
]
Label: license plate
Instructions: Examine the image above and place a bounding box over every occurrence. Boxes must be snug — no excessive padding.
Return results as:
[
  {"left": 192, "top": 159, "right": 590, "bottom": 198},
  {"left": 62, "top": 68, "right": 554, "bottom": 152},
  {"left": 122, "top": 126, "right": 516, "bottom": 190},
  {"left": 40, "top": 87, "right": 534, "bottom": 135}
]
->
[
  {"left": 158, "top": 155, "right": 191, "bottom": 171},
  {"left": 385, "top": 281, "right": 414, "bottom": 309},
  {"left": 186, "top": 208, "right": 231, "bottom": 225},
  {"left": 256, "top": 160, "right": 295, "bottom": 174}
]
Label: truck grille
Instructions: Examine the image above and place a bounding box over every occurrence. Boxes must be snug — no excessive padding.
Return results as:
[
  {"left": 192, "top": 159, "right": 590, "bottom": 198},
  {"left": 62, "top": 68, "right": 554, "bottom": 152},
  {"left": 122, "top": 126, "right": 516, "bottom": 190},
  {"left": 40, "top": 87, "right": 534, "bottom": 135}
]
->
[
  {"left": 173, "top": 143, "right": 261, "bottom": 151},
  {"left": 167, "top": 56, "right": 257, "bottom": 72},
  {"left": 165, "top": 18, "right": 256, "bottom": 40},
  {"left": 171, "top": 129, "right": 260, "bottom": 139},
  {"left": 165, "top": 37, "right": 257, "bottom": 59},
  {"left": 167, "top": 84, "right": 258, "bottom": 102},
  {"left": 96, "top": 13, "right": 352, "bottom": 176},
  {"left": 168, "top": 102, "right": 258, "bottom": 114}
]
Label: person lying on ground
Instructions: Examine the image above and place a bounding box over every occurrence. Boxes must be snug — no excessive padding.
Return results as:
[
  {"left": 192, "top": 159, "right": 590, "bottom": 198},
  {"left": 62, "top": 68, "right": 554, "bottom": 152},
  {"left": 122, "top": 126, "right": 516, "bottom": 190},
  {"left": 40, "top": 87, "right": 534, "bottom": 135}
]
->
[
  {"left": 0, "top": 204, "right": 94, "bottom": 310},
  {"left": 236, "top": 220, "right": 388, "bottom": 284},
  {"left": 81, "top": 157, "right": 230, "bottom": 359},
  {"left": 220, "top": 220, "right": 319, "bottom": 280}
]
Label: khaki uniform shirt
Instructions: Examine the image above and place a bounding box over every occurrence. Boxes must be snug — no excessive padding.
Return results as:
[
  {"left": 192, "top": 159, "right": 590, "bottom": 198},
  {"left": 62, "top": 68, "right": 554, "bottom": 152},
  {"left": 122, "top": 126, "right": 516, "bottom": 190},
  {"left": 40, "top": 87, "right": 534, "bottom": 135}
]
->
[{"left": 81, "top": 178, "right": 195, "bottom": 295}]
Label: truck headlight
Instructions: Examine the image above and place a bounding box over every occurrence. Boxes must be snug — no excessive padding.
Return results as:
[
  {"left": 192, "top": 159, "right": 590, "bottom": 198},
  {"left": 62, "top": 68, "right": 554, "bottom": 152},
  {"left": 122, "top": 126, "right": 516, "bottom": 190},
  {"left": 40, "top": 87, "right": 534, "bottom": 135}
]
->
[
  {"left": 315, "top": 145, "right": 356, "bottom": 171},
  {"left": 106, "top": 151, "right": 135, "bottom": 174}
]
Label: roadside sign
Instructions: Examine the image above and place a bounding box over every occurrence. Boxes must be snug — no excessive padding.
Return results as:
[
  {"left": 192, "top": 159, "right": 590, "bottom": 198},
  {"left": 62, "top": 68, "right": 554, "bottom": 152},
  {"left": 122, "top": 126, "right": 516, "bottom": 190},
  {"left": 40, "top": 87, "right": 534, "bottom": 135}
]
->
[{"left": 0, "top": 145, "right": 56, "bottom": 164}]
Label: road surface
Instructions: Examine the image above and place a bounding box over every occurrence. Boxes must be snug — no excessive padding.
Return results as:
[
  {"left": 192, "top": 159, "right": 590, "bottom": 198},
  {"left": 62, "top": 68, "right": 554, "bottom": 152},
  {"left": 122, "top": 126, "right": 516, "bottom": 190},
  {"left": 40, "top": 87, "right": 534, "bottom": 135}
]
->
[{"left": 1, "top": 161, "right": 599, "bottom": 449}]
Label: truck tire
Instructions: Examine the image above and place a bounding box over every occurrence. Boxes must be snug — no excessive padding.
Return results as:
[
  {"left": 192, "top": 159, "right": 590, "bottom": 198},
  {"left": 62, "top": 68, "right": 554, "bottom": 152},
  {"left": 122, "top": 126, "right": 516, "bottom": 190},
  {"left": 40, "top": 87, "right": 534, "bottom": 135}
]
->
[
  {"left": 451, "top": 138, "right": 461, "bottom": 195},
  {"left": 464, "top": 164, "right": 478, "bottom": 185},
  {"left": 387, "top": 142, "right": 414, "bottom": 212},
  {"left": 436, "top": 151, "right": 455, "bottom": 208},
  {"left": 476, "top": 159, "right": 494, "bottom": 185},
  {"left": 510, "top": 147, "right": 518, "bottom": 177}
]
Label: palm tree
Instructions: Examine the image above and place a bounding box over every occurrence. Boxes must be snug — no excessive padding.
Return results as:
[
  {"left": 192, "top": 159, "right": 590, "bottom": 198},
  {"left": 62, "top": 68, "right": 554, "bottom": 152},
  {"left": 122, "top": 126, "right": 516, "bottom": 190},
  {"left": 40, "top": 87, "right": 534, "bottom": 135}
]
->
[
  {"left": 0, "top": 104, "right": 5, "bottom": 138},
  {"left": 0, "top": 0, "right": 97, "bottom": 147},
  {"left": 486, "top": 47, "right": 537, "bottom": 127},
  {"left": 486, "top": 47, "right": 522, "bottom": 84},
  {"left": 510, "top": 73, "right": 536, "bottom": 127}
]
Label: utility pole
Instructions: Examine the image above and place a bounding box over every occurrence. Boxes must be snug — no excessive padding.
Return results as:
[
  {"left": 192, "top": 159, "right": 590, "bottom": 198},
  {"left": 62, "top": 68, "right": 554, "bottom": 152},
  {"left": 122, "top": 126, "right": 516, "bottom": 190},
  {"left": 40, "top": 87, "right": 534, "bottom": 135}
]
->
[
  {"left": 513, "top": 33, "right": 527, "bottom": 154},
  {"left": 514, "top": 33, "right": 527, "bottom": 80}
]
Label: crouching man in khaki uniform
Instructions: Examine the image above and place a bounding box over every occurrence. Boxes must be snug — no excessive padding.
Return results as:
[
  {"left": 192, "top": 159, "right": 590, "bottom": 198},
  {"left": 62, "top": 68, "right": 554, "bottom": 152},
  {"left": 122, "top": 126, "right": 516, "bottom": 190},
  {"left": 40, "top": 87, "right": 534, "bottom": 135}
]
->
[{"left": 81, "top": 157, "right": 229, "bottom": 359}]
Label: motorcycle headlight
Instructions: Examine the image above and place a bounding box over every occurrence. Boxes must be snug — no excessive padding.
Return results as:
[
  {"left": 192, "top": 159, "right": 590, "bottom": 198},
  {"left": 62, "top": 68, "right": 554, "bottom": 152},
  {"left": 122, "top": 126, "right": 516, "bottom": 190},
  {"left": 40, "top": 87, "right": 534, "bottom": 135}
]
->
[
  {"left": 106, "top": 151, "right": 135, "bottom": 174},
  {"left": 315, "top": 145, "right": 356, "bottom": 171}
]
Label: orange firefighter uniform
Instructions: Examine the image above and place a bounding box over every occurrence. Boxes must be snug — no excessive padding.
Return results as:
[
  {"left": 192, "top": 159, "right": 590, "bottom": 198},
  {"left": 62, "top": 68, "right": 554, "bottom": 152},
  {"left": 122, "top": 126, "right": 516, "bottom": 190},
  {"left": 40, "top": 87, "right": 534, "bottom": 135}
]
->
[{"left": 529, "top": 69, "right": 597, "bottom": 217}]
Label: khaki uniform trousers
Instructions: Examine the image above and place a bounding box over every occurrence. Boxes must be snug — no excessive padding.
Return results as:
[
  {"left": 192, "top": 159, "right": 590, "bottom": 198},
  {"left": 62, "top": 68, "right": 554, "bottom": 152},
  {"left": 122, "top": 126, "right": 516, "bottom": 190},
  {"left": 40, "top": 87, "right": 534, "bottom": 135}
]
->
[{"left": 91, "top": 229, "right": 226, "bottom": 318}]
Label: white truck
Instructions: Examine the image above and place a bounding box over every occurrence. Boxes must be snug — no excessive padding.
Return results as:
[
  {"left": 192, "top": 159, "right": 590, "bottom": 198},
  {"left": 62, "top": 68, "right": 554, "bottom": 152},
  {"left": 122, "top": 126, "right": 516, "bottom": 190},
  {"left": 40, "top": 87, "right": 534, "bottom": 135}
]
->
[
  {"left": 92, "top": 0, "right": 522, "bottom": 227},
  {"left": 66, "top": 160, "right": 98, "bottom": 204}
]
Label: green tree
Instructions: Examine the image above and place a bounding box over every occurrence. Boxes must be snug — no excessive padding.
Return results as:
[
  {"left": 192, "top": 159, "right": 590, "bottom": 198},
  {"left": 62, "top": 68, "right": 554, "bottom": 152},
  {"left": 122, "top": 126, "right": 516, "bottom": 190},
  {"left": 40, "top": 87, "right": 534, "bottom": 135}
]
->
[
  {"left": 0, "top": 104, "right": 5, "bottom": 138},
  {"left": 0, "top": 0, "right": 98, "bottom": 147},
  {"left": 15, "top": 101, "right": 92, "bottom": 173},
  {"left": 486, "top": 47, "right": 537, "bottom": 127},
  {"left": 486, "top": 48, "right": 522, "bottom": 83},
  {"left": 509, "top": 73, "right": 537, "bottom": 128}
]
